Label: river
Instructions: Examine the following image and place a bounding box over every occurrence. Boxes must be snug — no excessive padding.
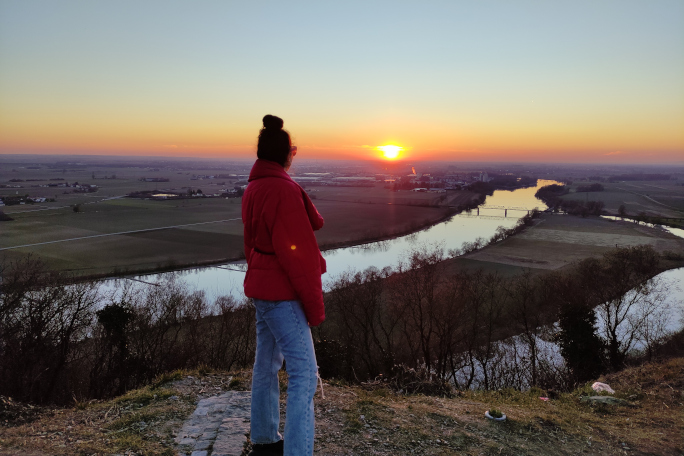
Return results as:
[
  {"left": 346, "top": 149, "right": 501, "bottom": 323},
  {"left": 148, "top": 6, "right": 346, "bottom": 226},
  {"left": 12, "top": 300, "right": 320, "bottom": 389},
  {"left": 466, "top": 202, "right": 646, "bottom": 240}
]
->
[
  {"left": 107, "top": 179, "right": 560, "bottom": 300},
  {"left": 104, "top": 177, "right": 684, "bottom": 377},
  {"left": 105, "top": 179, "right": 684, "bottom": 327}
]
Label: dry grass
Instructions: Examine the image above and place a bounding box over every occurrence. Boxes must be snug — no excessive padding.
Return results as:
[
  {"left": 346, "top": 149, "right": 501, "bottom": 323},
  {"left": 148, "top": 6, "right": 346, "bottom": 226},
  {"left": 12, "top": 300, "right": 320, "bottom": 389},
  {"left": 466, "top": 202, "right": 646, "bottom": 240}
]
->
[
  {"left": 312, "top": 358, "right": 683, "bottom": 455},
  {"left": 2, "top": 359, "right": 681, "bottom": 455},
  {"left": 0, "top": 370, "right": 200, "bottom": 456}
]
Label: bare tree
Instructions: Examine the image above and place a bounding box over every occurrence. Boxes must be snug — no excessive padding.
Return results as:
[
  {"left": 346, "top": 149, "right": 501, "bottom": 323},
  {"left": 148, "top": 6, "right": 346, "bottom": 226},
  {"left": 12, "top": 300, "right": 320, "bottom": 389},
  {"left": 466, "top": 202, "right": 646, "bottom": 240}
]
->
[
  {"left": 391, "top": 244, "right": 446, "bottom": 374},
  {"left": 206, "top": 296, "right": 255, "bottom": 370},
  {"left": 597, "top": 275, "right": 673, "bottom": 364},
  {"left": 323, "top": 266, "right": 397, "bottom": 379},
  {"left": 471, "top": 274, "right": 507, "bottom": 390},
  {"left": 505, "top": 270, "right": 545, "bottom": 386},
  {"left": 591, "top": 246, "right": 661, "bottom": 369},
  {"left": 0, "top": 257, "right": 99, "bottom": 403},
  {"left": 124, "top": 277, "right": 208, "bottom": 384}
]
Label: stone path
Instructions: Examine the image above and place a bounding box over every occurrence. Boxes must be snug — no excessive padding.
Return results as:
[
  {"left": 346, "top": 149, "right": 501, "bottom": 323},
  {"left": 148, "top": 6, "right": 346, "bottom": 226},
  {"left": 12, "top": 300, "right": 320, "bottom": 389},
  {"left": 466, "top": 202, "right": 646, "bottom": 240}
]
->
[{"left": 176, "top": 391, "right": 251, "bottom": 456}]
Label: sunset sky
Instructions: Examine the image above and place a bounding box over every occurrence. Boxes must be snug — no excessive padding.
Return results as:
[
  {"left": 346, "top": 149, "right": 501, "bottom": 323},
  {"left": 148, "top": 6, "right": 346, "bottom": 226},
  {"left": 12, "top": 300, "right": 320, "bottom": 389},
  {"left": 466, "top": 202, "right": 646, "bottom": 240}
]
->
[{"left": 1, "top": 1, "right": 683, "bottom": 163}]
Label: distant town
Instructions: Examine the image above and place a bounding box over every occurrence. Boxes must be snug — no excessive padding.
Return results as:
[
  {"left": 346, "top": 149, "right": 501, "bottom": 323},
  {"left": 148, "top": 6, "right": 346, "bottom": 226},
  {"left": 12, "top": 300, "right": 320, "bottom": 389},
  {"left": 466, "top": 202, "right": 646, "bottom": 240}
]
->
[{"left": 1, "top": 156, "right": 681, "bottom": 209}]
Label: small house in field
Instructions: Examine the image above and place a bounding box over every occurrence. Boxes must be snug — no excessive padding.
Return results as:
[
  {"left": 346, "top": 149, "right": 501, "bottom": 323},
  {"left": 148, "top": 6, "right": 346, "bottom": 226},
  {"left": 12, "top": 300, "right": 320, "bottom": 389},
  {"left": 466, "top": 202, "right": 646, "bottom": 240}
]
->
[
  {"left": 141, "top": 177, "right": 170, "bottom": 182},
  {"left": 151, "top": 193, "right": 178, "bottom": 200}
]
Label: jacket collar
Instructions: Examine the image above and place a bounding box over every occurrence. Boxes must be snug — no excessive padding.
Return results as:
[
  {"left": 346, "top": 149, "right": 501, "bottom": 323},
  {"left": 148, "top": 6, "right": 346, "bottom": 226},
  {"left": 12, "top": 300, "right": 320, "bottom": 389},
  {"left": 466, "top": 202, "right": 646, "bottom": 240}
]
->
[
  {"left": 248, "top": 159, "right": 292, "bottom": 182},
  {"left": 247, "top": 159, "right": 325, "bottom": 231}
]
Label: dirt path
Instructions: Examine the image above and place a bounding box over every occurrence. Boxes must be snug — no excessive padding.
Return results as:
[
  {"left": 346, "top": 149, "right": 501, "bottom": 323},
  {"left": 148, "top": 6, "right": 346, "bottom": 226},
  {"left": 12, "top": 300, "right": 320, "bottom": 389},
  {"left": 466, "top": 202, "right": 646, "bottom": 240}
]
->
[{"left": 616, "top": 186, "right": 684, "bottom": 212}]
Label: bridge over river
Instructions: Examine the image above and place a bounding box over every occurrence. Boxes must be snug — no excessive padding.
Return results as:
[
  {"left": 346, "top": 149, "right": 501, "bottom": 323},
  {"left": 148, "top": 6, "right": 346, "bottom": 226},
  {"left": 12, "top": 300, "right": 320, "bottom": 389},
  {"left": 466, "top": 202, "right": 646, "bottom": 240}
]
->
[
  {"left": 105, "top": 180, "right": 558, "bottom": 299},
  {"left": 449, "top": 205, "right": 538, "bottom": 217}
]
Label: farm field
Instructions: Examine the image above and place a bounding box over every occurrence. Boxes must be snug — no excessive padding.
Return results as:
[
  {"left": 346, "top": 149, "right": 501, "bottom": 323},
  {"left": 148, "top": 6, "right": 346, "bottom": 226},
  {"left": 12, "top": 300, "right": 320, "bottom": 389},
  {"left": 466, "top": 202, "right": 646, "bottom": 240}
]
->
[
  {"left": 310, "top": 184, "right": 475, "bottom": 208},
  {"left": 559, "top": 180, "right": 684, "bottom": 219},
  {"left": 1, "top": 161, "right": 473, "bottom": 276},
  {"left": 0, "top": 197, "right": 245, "bottom": 275},
  {"left": 0, "top": 162, "right": 250, "bottom": 204},
  {"left": 5, "top": 159, "right": 682, "bottom": 279},
  {"left": 458, "top": 213, "right": 684, "bottom": 272}
]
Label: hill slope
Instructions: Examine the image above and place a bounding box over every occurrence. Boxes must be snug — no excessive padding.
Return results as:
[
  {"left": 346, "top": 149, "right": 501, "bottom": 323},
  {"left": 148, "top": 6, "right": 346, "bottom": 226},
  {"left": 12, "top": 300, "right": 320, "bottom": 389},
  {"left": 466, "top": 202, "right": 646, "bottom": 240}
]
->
[{"left": 1, "top": 358, "right": 681, "bottom": 455}]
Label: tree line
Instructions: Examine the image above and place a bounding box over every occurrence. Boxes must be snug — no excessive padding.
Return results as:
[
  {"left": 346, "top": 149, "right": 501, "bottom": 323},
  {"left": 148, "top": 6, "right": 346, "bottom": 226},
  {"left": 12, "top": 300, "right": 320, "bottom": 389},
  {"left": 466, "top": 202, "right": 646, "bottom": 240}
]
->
[
  {"left": 0, "top": 257, "right": 255, "bottom": 404},
  {"left": 315, "top": 243, "right": 677, "bottom": 391},
  {"left": 0, "top": 243, "right": 678, "bottom": 404},
  {"left": 535, "top": 184, "right": 605, "bottom": 217}
]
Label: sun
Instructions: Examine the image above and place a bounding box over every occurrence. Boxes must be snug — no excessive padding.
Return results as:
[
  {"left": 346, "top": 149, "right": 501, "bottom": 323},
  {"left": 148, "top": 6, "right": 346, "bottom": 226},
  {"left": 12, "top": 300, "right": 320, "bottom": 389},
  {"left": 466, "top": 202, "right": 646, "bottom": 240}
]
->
[{"left": 377, "top": 145, "right": 403, "bottom": 160}]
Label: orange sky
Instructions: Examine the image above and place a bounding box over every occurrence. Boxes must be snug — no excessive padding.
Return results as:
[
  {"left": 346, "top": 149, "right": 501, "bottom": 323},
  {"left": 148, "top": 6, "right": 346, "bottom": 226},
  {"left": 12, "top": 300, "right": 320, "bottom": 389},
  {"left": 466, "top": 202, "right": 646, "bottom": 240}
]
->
[{"left": 1, "top": 1, "right": 683, "bottom": 164}]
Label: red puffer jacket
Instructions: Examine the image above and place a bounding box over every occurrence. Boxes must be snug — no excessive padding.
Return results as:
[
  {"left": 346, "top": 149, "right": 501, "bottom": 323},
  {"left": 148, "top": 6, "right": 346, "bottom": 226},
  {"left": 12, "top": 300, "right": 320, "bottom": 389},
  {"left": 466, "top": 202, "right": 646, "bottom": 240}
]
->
[{"left": 242, "top": 159, "right": 327, "bottom": 326}]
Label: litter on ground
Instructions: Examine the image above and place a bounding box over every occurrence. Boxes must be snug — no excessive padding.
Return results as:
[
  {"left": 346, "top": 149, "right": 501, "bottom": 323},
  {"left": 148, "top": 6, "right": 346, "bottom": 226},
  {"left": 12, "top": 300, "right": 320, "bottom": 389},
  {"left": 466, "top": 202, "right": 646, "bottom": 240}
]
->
[{"left": 592, "top": 382, "right": 615, "bottom": 394}]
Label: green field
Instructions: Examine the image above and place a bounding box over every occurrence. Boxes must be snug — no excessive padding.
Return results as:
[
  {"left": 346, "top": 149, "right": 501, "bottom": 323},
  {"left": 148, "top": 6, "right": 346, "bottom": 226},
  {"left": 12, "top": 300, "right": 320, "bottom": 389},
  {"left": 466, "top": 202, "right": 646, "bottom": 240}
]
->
[
  {"left": 460, "top": 213, "right": 684, "bottom": 273},
  {"left": 6, "top": 161, "right": 681, "bottom": 278},
  {"left": 309, "top": 185, "right": 464, "bottom": 206},
  {"left": 559, "top": 180, "right": 684, "bottom": 219},
  {"left": 0, "top": 197, "right": 244, "bottom": 275},
  {"left": 1, "top": 163, "right": 473, "bottom": 276}
]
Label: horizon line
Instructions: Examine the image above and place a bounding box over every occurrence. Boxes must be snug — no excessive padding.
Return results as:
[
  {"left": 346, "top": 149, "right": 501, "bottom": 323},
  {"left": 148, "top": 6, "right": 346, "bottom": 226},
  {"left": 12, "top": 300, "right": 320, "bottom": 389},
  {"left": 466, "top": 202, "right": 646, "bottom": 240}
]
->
[{"left": 0, "top": 152, "right": 683, "bottom": 167}]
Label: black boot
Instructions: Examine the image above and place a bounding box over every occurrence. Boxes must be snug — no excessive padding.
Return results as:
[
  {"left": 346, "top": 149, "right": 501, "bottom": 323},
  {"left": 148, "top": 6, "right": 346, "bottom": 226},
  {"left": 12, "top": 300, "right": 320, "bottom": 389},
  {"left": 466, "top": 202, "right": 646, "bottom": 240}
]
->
[{"left": 247, "top": 439, "right": 284, "bottom": 456}]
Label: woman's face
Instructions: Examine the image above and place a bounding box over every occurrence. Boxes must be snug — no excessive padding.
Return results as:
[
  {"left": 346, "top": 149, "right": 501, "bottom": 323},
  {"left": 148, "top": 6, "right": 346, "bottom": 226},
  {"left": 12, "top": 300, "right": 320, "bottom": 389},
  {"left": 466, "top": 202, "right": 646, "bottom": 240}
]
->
[{"left": 284, "top": 145, "right": 297, "bottom": 171}]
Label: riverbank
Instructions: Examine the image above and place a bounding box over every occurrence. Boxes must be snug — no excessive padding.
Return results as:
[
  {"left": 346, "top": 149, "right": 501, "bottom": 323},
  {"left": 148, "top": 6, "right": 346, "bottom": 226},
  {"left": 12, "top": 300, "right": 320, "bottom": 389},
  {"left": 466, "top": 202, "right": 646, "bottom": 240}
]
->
[
  {"left": 80, "top": 189, "right": 684, "bottom": 291},
  {"left": 9, "top": 179, "right": 684, "bottom": 293},
  {"left": 60, "top": 204, "right": 463, "bottom": 283}
]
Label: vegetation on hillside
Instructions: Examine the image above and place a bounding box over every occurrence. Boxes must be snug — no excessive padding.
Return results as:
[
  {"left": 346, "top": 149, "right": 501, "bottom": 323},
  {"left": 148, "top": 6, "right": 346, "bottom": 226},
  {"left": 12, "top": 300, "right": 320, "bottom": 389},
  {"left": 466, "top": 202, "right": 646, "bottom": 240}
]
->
[
  {"left": 575, "top": 183, "right": 604, "bottom": 193},
  {"left": 536, "top": 184, "right": 605, "bottom": 216},
  {"left": 0, "top": 257, "right": 255, "bottom": 404},
  {"left": 1, "top": 242, "right": 678, "bottom": 406},
  {"left": 317, "top": 244, "right": 677, "bottom": 391},
  {"left": 0, "top": 358, "right": 681, "bottom": 455}
]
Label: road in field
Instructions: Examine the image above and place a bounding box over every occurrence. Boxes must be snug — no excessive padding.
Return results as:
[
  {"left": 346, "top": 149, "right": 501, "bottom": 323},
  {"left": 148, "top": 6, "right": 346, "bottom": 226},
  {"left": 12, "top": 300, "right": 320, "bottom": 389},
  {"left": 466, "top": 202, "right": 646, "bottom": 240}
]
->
[
  {"left": 0, "top": 218, "right": 241, "bottom": 251},
  {"left": 3, "top": 195, "right": 127, "bottom": 214},
  {"left": 616, "top": 187, "right": 683, "bottom": 212}
]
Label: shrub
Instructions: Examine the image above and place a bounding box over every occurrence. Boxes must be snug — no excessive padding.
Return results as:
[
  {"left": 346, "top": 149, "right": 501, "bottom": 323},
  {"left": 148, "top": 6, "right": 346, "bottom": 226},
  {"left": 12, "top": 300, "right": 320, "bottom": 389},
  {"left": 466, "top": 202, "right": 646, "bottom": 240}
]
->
[{"left": 385, "top": 364, "right": 453, "bottom": 397}]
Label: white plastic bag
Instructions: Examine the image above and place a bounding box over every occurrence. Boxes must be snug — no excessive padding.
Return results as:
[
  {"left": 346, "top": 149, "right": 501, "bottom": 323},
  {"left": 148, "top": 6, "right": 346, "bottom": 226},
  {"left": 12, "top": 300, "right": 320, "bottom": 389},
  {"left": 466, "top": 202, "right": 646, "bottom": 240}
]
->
[{"left": 591, "top": 382, "right": 615, "bottom": 394}]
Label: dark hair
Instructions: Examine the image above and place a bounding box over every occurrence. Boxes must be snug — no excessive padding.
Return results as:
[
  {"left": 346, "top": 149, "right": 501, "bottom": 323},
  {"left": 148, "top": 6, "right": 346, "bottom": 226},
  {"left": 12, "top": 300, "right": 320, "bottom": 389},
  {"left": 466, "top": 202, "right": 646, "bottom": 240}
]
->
[{"left": 257, "top": 114, "right": 291, "bottom": 166}]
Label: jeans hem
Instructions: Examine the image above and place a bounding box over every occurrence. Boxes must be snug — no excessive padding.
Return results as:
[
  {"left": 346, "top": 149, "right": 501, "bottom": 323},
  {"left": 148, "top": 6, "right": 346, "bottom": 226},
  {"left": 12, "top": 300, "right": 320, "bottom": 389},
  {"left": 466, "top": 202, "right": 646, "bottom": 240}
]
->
[{"left": 251, "top": 439, "right": 283, "bottom": 445}]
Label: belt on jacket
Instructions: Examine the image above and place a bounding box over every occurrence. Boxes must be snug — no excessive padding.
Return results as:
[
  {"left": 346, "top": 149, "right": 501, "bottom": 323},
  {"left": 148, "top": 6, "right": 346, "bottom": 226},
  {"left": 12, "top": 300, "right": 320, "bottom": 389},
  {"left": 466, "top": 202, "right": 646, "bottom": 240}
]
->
[{"left": 253, "top": 247, "right": 275, "bottom": 256}]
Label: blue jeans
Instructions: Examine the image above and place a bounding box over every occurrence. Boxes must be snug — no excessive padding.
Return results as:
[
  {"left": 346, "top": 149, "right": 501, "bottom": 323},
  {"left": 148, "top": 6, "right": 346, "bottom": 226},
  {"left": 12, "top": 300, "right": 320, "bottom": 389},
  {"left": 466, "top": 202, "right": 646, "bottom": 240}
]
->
[{"left": 251, "top": 299, "right": 318, "bottom": 456}]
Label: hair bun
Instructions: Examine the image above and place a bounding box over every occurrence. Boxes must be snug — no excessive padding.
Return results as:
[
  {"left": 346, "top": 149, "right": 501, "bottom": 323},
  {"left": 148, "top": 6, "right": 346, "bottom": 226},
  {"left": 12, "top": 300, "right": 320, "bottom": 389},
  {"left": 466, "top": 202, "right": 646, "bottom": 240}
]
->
[{"left": 262, "top": 114, "right": 284, "bottom": 130}]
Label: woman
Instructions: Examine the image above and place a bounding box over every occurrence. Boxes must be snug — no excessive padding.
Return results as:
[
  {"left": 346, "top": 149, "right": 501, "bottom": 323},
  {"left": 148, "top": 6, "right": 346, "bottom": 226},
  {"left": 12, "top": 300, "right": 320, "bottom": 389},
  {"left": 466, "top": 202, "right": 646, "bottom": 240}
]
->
[{"left": 242, "top": 115, "right": 326, "bottom": 456}]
